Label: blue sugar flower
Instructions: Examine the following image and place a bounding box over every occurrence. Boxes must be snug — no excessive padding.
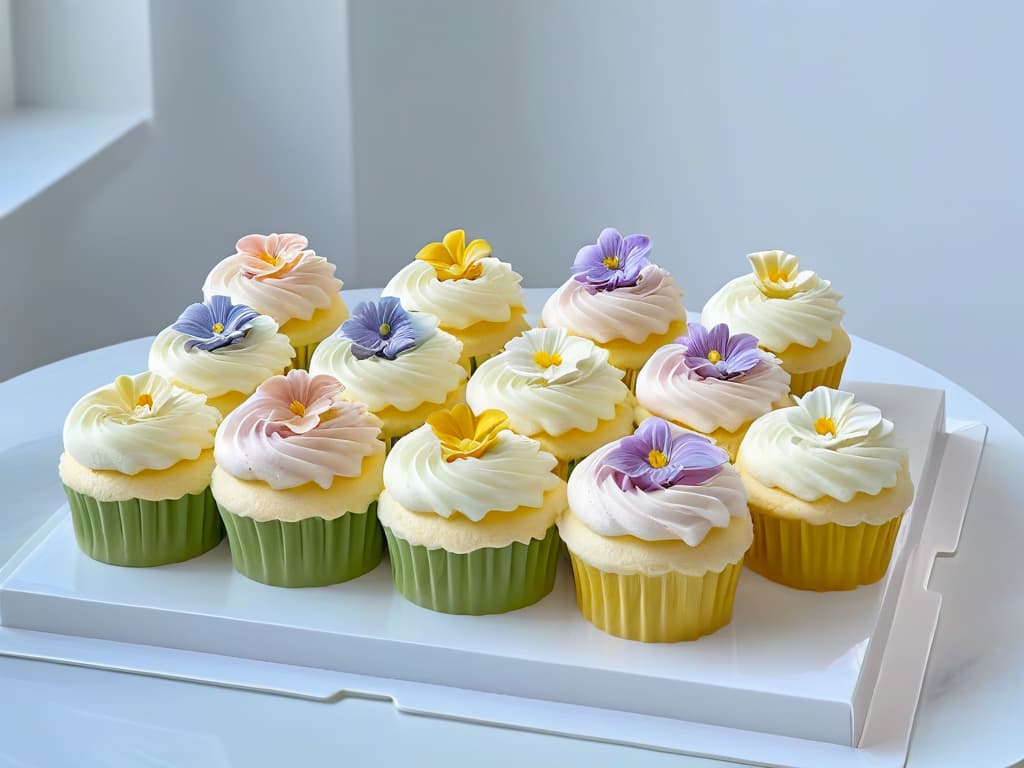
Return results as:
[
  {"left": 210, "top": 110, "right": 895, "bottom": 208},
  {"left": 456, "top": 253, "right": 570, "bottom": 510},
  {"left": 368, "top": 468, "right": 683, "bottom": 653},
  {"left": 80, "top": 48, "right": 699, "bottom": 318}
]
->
[
  {"left": 172, "top": 295, "right": 259, "bottom": 352},
  {"left": 340, "top": 297, "right": 421, "bottom": 360}
]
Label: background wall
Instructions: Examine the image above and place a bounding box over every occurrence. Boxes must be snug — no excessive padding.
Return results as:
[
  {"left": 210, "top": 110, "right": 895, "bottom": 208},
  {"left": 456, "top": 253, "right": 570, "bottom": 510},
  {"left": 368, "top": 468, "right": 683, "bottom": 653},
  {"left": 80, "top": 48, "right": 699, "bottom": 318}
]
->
[{"left": 3, "top": 0, "right": 1023, "bottom": 431}]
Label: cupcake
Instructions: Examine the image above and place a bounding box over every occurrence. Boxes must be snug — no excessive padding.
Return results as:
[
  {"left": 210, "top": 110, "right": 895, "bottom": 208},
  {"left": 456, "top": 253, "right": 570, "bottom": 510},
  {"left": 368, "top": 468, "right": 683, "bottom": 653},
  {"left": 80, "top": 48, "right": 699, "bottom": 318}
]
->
[
  {"left": 309, "top": 297, "right": 467, "bottom": 450},
  {"left": 465, "top": 327, "right": 633, "bottom": 478},
  {"left": 381, "top": 229, "right": 529, "bottom": 373},
  {"left": 634, "top": 322, "right": 791, "bottom": 461},
  {"left": 540, "top": 228, "right": 687, "bottom": 389},
  {"left": 736, "top": 387, "right": 914, "bottom": 591},
  {"left": 211, "top": 370, "right": 386, "bottom": 587},
  {"left": 203, "top": 233, "right": 347, "bottom": 370},
  {"left": 378, "top": 405, "right": 565, "bottom": 615},
  {"left": 58, "top": 372, "right": 223, "bottom": 566},
  {"left": 701, "top": 250, "right": 849, "bottom": 396},
  {"left": 148, "top": 295, "right": 294, "bottom": 415},
  {"left": 559, "top": 419, "right": 751, "bottom": 642}
]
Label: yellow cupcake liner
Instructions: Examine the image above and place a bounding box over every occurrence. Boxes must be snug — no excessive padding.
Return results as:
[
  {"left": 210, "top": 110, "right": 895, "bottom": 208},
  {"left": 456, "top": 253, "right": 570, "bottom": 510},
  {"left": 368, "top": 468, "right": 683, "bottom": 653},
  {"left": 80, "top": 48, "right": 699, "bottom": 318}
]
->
[
  {"left": 567, "top": 553, "right": 743, "bottom": 642},
  {"left": 786, "top": 357, "right": 847, "bottom": 397},
  {"left": 745, "top": 505, "right": 903, "bottom": 591}
]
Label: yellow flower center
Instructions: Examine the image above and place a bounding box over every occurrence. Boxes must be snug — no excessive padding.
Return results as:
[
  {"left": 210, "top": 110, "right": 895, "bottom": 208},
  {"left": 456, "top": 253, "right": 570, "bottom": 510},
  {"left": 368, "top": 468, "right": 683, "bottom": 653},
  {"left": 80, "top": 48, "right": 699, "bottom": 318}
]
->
[
  {"left": 647, "top": 449, "right": 669, "bottom": 469},
  {"left": 767, "top": 267, "right": 786, "bottom": 283},
  {"left": 602, "top": 255, "right": 620, "bottom": 270},
  {"left": 212, "top": 322, "right": 225, "bottom": 334},
  {"left": 290, "top": 400, "right": 306, "bottom": 417},
  {"left": 258, "top": 251, "right": 279, "bottom": 266},
  {"left": 707, "top": 349, "right": 722, "bottom": 364},
  {"left": 379, "top": 322, "right": 391, "bottom": 336},
  {"left": 136, "top": 393, "right": 153, "bottom": 409},
  {"left": 814, "top": 416, "right": 836, "bottom": 436},
  {"left": 533, "top": 350, "right": 563, "bottom": 368}
]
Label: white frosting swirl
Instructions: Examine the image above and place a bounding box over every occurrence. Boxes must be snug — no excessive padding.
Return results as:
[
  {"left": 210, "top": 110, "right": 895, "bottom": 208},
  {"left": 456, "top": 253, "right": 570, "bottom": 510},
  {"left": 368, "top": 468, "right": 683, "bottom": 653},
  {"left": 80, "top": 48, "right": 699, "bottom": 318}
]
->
[
  {"left": 540, "top": 265, "right": 686, "bottom": 344},
  {"left": 383, "top": 424, "right": 560, "bottom": 521},
  {"left": 309, "top": 314, "right": 466, "bottom": 412},
  {"left": 635, "top": 345, "right": 790, "bottom": 433},
  {"left": 465, "top": 328, "right": 628, "bottom": 436},
  {"left": 63, "top": 372, "right": 221, "bottom": 475},
  {"left": 568, "top": 440, "right": 748, "bottom": 546},
  {"left": 381, "top": 258, "right": 525, "bottom": 330},
  {"left": 148, "top": 315, "right": 294, "bottom": 397},
  {"left": 737, "top": 388, "right": 907, "bottom": 502},
  {"left": 701, "top": 268, "right": 844, "bottom": 352},
  {"left": 203, "top": 251, "right": 343, "bottom": 324}
]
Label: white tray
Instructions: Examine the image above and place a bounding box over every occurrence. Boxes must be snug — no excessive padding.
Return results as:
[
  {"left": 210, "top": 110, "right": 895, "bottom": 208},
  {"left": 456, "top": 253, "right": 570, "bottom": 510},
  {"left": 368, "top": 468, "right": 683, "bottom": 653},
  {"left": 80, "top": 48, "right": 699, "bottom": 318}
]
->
[{"left": 0, "top": 381, "right": 985, "bottom": 768}]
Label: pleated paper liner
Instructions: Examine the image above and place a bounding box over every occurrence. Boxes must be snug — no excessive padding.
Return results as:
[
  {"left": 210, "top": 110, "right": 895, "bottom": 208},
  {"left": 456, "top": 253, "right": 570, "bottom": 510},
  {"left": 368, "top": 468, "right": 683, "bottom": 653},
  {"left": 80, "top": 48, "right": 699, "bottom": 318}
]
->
[
  {"left": 785, "top": 357, "right": 848, "bottom": 397},
  {"left": 65, "top": 485, "right": 223, "bottom": 567},
  {"left": 218, "top": 502, "right": 383, "bottom": 588},
  {"left": 384, "top": 526, "right": 560, "bottom": 615},
  {"left": 567, "top": 553, "right": 743, "bottom": 642},
  {"left": 286, "top": 340, "right": 321, "bottom": 373},
  {"left": 745, "top": 505, "right": 903, "bottom": 591}
]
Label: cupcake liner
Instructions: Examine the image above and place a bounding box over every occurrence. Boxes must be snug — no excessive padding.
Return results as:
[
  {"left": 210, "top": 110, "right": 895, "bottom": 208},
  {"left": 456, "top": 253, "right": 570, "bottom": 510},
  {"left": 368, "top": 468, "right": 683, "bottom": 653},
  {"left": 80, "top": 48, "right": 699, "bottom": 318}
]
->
[
  {"left": 383, "top": 526, "right": 560, "bottom": 615},
  {"left": 786, "top": 357, "right": 847, "bottom": 397},
  {"left": 745, "top": 505, "right": 903, "bottom": 591},
  {"left": 567, "top": 553, "right": 743, "bottom": 642},
  {"left": 286, "top": 340, "right": 322, "bottom": 372},
  {"left": 219, "top": 502, "right": 383, "bottom": 588},
  {"left": 621, "top": 368, "right": 640, "bottom": 393},
  {"left": 65, "top": 485, "right": 223, "bottom": 567}
]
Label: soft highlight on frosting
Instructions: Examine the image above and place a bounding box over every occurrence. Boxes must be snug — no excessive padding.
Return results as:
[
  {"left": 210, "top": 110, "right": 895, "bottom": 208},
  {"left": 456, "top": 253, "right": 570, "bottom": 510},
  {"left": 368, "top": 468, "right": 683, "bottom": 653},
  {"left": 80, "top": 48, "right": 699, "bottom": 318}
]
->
[
  {"left": 215, "top": 370, "right": 383, "bottom": 490},
  {"left": 63, "top": 372, "right": 221, "bottom": 475},
  {"left": 466, "top": 328, "right": 628, "bottom": 436},
  {"left": 541, "top": 264, "right": 685, "bottom": 344},
  {"left": 383, "top": 424, "right": 559, "bottom": 522}
]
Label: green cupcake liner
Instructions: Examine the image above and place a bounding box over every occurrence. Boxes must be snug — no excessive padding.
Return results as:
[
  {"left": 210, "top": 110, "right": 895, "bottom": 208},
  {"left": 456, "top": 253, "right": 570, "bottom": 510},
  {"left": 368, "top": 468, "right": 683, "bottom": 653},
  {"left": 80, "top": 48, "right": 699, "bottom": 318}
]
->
[
  {"left": 286, "top": 340, "right": 321, "bottom": 372},
  {"left": 219, "top": 502, "right": 383, "bottom": 587},
  {"left": 383, "top": 525, "right": 560, "bottom": 615},
  {"left": 65, "top": 485, "right": 223, "bottom": 567}
]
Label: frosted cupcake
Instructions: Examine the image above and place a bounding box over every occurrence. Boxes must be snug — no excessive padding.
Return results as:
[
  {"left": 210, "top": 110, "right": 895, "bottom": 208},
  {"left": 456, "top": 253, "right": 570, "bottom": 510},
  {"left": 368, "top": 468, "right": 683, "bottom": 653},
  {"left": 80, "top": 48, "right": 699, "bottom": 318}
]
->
[
  {"left": 382, "top": 229, "right": 528, "bottom": 373},
  {"left": 59, "top": 372, "right": 223, "bottom": 566},
  {"left": 149, "top": 295, "right": 294, "bottom": 415},
  {"left": 378, "top": 405, "right": 565, "bottom": 614},
  {"left": 309, "top": 297, "right": 466, "bottom": 450},
  {"left": 559, "top": 419, "right": 751, "bottom": 642},
  {"left": 736, "top": 387, "right": 914, "bottom": 591},
  {"left": 211, "top": 370, "right": 386, "bottom": 587},
  {"left": 540, "top": 228, "right": 687, "bottom": 389},
  {"left": 702, "top": 250, "right": 849, "bottom": 396},
  {"left": 466, "top": 328, "right": 632, "bottom": 478},
  {"left": 635, "top": 322, "right": 791, "bottom": 461},
  {"left": 203, "top": 233, "right": 347, "bottom": 370}
]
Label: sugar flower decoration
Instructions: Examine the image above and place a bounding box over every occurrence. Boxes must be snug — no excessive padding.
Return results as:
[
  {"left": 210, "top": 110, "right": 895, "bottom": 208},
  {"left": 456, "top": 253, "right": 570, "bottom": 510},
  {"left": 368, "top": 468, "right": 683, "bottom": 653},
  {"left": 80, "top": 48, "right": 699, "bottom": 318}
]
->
[
  {"left": 604, "top": 418, "right": 727, "bottom": 491},
  {"left": 786, "top": 387, "right": 893, "bottom": 450},
  {"left": 416, "top": 229, "right": 492, "bottom": 282},
  {"left": 234, "top": 233, "right": 309, "bottom": 281},
  {"left": 340, "top": 297, "right": 421, "bottom": 360},
  {"left": 256, "top": 370, "right": 345, "bottom": 435},
  {"left": 676, "top": 322, "right": 761, "bottom": 380},
  {"left": 171, "top": 295, "right": 260, "bottom": 352},
  {"left": 500, "top": 328, "right": 594, "bottom": 386},
  {"left": 427, "top": 404, "right": 510, "bottom": 462},
  {"left": 571, "top": 227, "right": 651, "bottom": 292},
  {"left": 748, "top": 250, "right": 817, "bottom": 299}
]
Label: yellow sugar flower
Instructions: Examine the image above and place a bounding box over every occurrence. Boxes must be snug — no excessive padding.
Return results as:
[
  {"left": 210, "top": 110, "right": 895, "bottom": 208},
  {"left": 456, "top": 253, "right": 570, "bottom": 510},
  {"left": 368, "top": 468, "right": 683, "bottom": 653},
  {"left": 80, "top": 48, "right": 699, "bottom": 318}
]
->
[
  {"left": 416, "top": 229, "right": 492, "bottom": 282},
  {"left": 427, "top": 403, "right": 509, "bottom": 462},
  {"left": 748, "top": 250, "right": 817, "bottom": 299}
]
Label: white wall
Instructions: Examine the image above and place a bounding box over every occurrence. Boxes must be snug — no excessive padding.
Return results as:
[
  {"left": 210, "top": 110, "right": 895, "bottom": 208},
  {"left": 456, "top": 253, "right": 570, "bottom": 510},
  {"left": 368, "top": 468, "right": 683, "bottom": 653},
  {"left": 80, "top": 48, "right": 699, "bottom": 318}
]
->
[
  {"left": 0, "top": 0, "right": 13, "bottom": 111},
  {"left": 349, "top": 0, "right": 1024, "bottom": 430}
]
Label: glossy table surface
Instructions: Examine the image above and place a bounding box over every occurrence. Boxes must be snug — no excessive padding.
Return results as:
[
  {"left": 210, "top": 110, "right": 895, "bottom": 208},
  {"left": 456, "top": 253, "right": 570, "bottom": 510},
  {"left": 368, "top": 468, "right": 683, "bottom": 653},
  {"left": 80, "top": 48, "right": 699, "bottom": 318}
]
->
[{"left": 1, "top": 289, "right": 1022, "bottom": 768}]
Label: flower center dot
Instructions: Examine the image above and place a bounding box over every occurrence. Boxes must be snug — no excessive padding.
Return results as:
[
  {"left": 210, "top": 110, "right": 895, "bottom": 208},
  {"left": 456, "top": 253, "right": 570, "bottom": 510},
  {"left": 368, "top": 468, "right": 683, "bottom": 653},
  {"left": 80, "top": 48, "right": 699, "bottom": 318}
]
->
[
  {"left": 212, "top": 322, "right": 224, "bottom": 334},
  {"left": 258, "top": 251, "right": 278, "bottom": 266},
  {"left": 289, "top": 400, "right": 306, "bottom": 417},
  {"left": 533, "top": 350, "right": 563, "bottom": 368},
  {"left": 136, "top": 393, "right": 153, "bottom": 409},
  {"left": 379, "top": 322, "right": 391, "bottom": 336},
  {"left": 814, "top": 416, "right": 836, "bottom": 436},
  {"left": 647, "top": 449, "right": 669, "bottom": 469},
  {"left": 707, "top": 349, "right": 721, "bottom": 364},
  {"left": 602, "top": 255, "right": 620, "bottom": 270}
]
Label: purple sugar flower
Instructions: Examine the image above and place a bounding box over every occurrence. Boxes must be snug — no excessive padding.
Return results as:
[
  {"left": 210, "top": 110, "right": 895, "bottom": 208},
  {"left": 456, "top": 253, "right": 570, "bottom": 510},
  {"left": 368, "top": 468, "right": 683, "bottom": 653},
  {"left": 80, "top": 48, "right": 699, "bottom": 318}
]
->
[
  {"left": 677, "top": 322, "right": 761, "bottom": 380},
  {"left": 341, "top": 297, "right": 420, "bottom": 360},
  {"left": 570, "top": 227, "right": 651, "bottom": 292},
  {"left": 172, "top": 295, "right": 259, "bottom": 352},
  {"left": 605, "top": 418, "right": 728, "bottom": 491}
]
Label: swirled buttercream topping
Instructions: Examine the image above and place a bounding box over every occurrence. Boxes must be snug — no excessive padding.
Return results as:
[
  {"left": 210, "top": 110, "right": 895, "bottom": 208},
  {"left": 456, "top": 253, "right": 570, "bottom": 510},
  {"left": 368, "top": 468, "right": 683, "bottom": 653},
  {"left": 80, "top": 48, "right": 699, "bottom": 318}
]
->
[
  {"left": 466, "top": 328, "right": 628, "bottom": 436},
  {"left": 63, "top": 372, "right": 221, "bottom": 475},
  {"left": 540, "top": 264, "right": 685, "bottom": 344},
  {"left": 701, "top": 251, "right": 844, "bottom": 351},
  {"left": 214, "top": 370, "right": 383, "bottom": 490},
  {"left": 737, "top": 387, "right": 907, "bottom": 502},
  {"left": 202, "top": 233, "right": 343, "bottom": 324}
]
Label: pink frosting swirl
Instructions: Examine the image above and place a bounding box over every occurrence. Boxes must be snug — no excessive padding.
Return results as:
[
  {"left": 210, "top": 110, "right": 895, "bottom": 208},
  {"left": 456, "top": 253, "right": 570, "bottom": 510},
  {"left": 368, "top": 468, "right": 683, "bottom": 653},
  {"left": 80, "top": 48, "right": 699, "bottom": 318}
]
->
[
  {"left": 540, "top": 265, "right": 686, "bottom": 344},
  {"left": 203, "top": 233, "right": 343, "bottom": 324},
  {"left": 214, "top": 370, "right": 383, "bottom": 490}
]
